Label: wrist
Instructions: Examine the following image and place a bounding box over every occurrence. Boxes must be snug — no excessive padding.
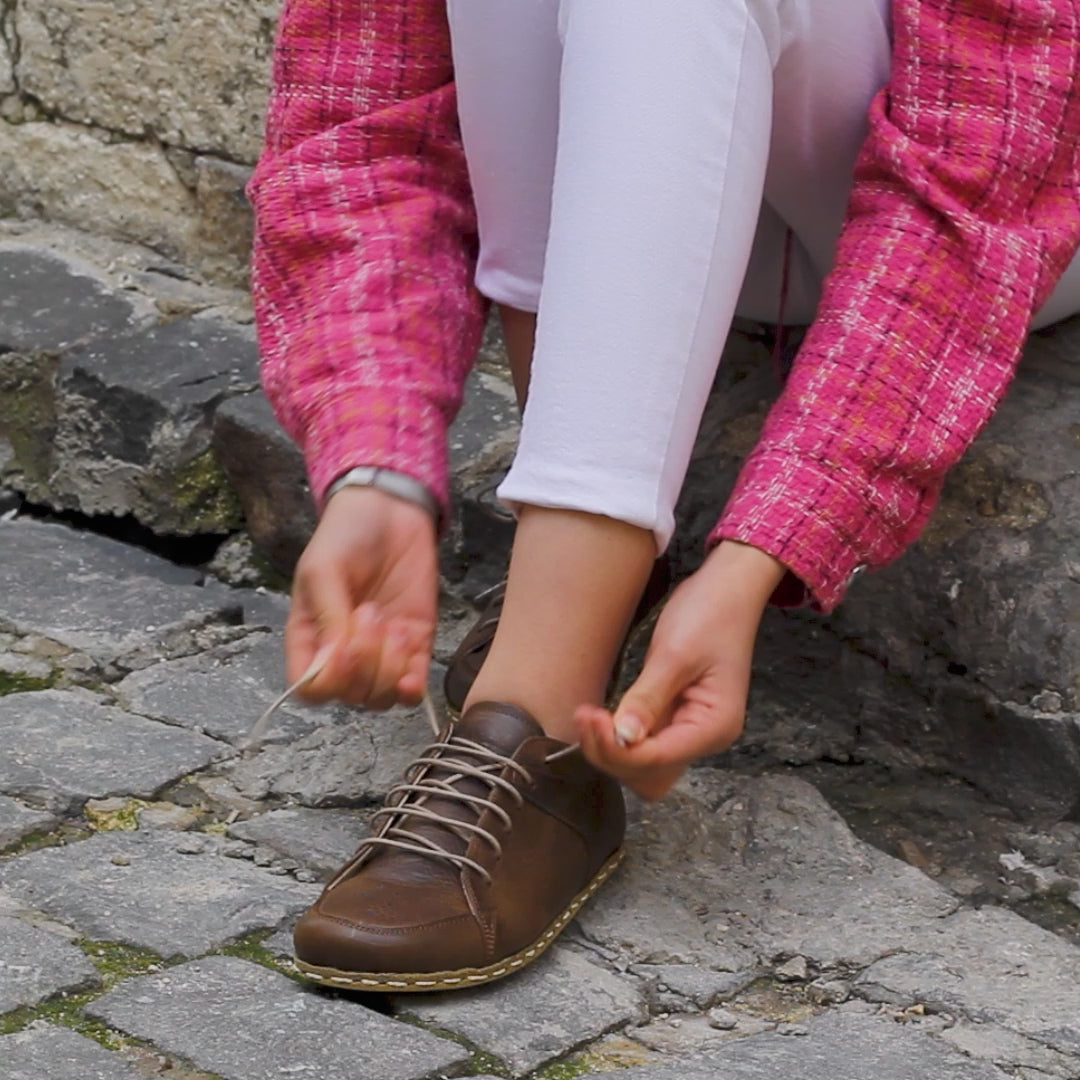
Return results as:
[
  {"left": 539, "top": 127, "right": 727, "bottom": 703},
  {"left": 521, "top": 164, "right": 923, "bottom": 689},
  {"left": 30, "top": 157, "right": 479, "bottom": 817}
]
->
[
  {"left": 322, "top": 483, "right": 436, "bottom": 538},
  {"left": 699, "top": 540, "right": 787, "bottom": 608},
  {"left": 323, "top": 466, "right": 441, "bottom": 532}
]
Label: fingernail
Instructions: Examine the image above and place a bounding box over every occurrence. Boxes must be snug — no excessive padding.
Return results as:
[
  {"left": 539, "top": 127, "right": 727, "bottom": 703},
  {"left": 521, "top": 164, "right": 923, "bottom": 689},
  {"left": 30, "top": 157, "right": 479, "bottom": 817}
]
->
[{"left": 614, "top": 713, "right": 646, "bottom": 747}]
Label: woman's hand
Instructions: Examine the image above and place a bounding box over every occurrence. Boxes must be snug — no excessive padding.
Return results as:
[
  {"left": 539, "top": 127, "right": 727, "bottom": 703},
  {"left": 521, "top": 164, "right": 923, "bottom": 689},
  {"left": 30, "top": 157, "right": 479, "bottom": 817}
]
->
[
  {"left": 285, "top": 486, "right": 438, "bottom": 709},
  {"left": 575, "top": 541, "right": 787, "bottom": 800}
]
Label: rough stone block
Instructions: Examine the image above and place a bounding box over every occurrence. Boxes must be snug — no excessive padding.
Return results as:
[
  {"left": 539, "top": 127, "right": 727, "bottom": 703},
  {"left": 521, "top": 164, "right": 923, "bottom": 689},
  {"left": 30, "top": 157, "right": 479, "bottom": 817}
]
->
[
  {"left": 0, "top": 915, "right": 101, "bottom": 1012},
  {"left": 226, "top": 707, "right": 434, "bottom": 808},
  {"left": 86, "top": 955, "right": 471, "bottom": 1080},
  {"left": 0, "top": 831, "right": 320, "bottom": 956},
  {"left": 0, "top": 244, "right": 147, "bottom": 352},
  {"left": 574, "top": 772, "right": 957, "bottom": 973},
  {"left": 0, "top": 19, "right": 13, "bottom": 94},
  {"left": 45, "top": 315, "right": 258, "bottom": 533},
  {"left": 400, "top": 946, "right": 645, "bottom": 1077},
  {"left": 193, "top": 156, "right": 255, "bottom": 289},
  {"left": 855, "top": 906, "right": 1080, "bottom": 1058},
  {"left": 0, "top": 121, "right": 198, "bottom": 261},
  {"left": 15, "top": 0, "right": 277, "bottom": 163},
  {"left": 613, "top": 1009, "right": 1012, "bottom": 1080},
  {"left": 227, "top": 807, "right": 370, "bottom": 878},
  {"left": 115, "top": 632, "right": 329, "bottom": 746},
  {"left": 212, "top": 393, "right": 317, "bottom": 575},
  {"left": 0, "top": 520, "right": 240, "bottom": 667},
  {"left": 0, "top": 796, "right": 58, "bottom": 851},
  {"left": 1, "top": 1023, "right": 145, "bottom": 1080},
  {"left": 0, "top": 691, "right": 221, "bottom": 813}
]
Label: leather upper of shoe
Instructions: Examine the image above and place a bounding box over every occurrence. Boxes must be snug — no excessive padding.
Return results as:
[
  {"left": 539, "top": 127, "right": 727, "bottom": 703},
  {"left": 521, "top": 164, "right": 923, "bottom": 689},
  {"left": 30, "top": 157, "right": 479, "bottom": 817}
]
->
[{"left": 293, "top": 702, "right": 626, "bottom": 975}]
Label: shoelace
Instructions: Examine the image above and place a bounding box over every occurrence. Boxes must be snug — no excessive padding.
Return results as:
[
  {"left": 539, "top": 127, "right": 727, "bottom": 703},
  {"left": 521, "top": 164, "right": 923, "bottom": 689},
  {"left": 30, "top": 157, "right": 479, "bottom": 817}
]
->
[{"left": 243, "top": 657, "right": 579, "bottom": 881}]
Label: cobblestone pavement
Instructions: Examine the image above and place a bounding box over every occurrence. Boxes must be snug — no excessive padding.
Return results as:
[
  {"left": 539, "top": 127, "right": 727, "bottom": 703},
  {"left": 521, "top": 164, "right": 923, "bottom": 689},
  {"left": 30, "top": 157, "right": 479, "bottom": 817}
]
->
[
  {"left": 1, "top": 225, "right": 1079, "bottom": 1078},
  {"left": 1, "top": 511, "right": 1079, "bottom": 1080}
]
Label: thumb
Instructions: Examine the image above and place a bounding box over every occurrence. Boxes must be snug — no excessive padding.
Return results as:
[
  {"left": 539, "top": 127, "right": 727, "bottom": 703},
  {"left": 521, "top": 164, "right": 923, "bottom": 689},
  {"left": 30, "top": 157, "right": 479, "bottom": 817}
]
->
[
  {"left": 288, "top": 563, "right": 355, "bottom": 686},
  {"left": 613, "top": 649, "right": 692, "bottom": 746}
]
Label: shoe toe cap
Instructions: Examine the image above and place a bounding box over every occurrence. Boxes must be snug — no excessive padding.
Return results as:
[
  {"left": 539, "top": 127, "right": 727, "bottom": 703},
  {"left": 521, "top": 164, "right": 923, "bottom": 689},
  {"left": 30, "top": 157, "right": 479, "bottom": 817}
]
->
[{"left": 293, "top": 894, "right": 488, "bottom": 978}]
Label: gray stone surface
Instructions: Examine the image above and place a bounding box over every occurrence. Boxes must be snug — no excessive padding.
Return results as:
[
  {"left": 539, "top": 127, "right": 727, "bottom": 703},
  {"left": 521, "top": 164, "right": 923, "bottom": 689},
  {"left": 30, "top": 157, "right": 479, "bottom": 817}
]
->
[
  {"left": 629, "top": 963, "right": 758, "bottom": 1013},
  {"left": 0, "top": 831, "right": 319, "bottom": 956},
  {"left": 0, "top": 519, "right": 241, "bottom": 667},
  {"left": 0, "top": 796, "right": 58, "bottom": 851},
  {"left": 855, "top": 906, "right": 1080, "bottom": 1057},
  {"left": 0, "top": 690, "right": 221, "bottom": 813},
  {"left": 115, "top": 632, "right": 331, "bottom": 746},
  {"left": 576, "top": 773, "right": 957, "bottom": 973},
  {"left": 613, "top": 1009, "right": 1011, "bottom": 1079},
  {"left": 212, "top": 392, "right": 317, "bottom": 575},
  {"left": 1, "top": 1023, "right": 145, "bottom": 1080},
  {"left": 0, "top": 245, "right": 146, "bottom": 352},
  {"left": 0, "top": 121, "right": 201, "bottom": 276},
  {"left": 400, "top": 946, "right": 646, "bottom": 1077},
  {"left": 0, "top": 915, "right": 100, "bottom": 1012},
  {"left": 227, "top": 807, "right": 370, "bottom": 878},
  {"left": 87, "top": 955, "right": 471, "bottom": 1080},
  {"left": 227, "top": 708, "right": 433, "bottom": 808},
  {"left": 44, "top": 315, "right": 258, "bottom": 533},
  {"left": 16, "top": 0, "right": 277, "bottom": 163}
]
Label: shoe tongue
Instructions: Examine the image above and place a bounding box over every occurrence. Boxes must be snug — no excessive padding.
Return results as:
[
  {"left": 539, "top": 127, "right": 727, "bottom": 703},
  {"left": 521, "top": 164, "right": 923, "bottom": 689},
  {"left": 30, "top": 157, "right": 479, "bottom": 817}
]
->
[{"left": 453, "top": 701, "right": 546, "bottom": 756}]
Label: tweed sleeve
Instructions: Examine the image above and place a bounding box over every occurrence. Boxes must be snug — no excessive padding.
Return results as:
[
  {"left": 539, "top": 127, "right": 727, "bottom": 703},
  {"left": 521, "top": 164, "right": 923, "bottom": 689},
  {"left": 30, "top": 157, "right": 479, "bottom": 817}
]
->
[
  {"left": 711, "top": 0, "right": 1080, "bottom": 612},
  {"left": 247, "top": 0, "right": 484, "bottom": 515}
]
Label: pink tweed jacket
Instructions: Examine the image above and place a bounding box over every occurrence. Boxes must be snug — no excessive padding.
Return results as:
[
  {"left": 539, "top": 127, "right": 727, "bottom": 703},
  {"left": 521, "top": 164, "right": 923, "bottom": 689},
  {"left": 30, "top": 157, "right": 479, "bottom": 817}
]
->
[{"left": 248, "top": 0, "right": 1080, "bottom": 612}]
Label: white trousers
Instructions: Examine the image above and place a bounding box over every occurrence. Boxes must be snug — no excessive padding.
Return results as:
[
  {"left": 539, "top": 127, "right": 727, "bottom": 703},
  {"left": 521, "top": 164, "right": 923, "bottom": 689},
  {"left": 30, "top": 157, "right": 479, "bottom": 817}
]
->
[{"left": 446, "top": 0, "right": 1080, "bottom": 552}]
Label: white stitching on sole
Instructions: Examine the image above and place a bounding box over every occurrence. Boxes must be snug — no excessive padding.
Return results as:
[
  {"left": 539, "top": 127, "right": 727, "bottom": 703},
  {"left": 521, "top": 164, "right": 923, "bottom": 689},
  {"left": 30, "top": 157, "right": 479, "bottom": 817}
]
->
[{"left": 295, "top": 850, "right": 623, "bottom": 993}]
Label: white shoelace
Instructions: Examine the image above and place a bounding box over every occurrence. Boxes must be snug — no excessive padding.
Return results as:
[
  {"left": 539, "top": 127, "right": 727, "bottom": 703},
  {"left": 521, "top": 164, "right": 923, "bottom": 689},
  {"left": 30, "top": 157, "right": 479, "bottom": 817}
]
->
[{"left": 243, "top": 655, "right": 580, "bottom": 880}]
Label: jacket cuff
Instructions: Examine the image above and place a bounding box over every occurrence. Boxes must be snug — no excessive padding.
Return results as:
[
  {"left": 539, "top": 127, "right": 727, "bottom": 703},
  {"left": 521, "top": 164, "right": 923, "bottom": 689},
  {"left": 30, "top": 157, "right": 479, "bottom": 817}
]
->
[
  {"left": 708, "top": 450, "right": 873, "bottom": 614},
  {"left": 302, "top": 391, "right": 450, "bottom": 526}
]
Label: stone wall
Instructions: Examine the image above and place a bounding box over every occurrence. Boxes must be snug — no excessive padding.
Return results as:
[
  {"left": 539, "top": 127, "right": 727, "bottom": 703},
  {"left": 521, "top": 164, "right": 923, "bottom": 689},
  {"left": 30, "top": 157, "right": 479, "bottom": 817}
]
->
[{"left": 0, "top": 0, "right": 271, "bottom": 286}]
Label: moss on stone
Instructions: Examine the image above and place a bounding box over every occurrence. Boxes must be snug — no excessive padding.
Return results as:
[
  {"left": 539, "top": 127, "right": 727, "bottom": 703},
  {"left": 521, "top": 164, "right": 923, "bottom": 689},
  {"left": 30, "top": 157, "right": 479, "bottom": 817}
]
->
[
  {"left": 160, "top": 447, "right": 243, "bottom": 534},
  {"left": 0, "top": 670, "right": 57, "bottom": 695},
  {"left": 1, "top": 823, "right": 92, "bottom": 858},
  {"left": 77, "top": 939, "right": 168, "bottom": 989},
  {"left": 533, "top": 1059, "right": 594, "bottom": 1080},
  {"left": 84, "top": 798, "right": 147, "bottom": 833},
  {"left": 0, "top": 351, "right": 60, "bottom": 497}
]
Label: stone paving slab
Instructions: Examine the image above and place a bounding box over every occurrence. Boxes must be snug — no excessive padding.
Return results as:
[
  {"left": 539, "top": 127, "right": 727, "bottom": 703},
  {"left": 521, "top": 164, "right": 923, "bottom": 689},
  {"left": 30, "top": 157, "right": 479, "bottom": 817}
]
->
[
  {"left": 0, "top": 245, "right": 148, "bottom": 352},
  {"left": 0, "top": 519, "right": 240, "bottom": 665},
  {"left": 613, "top": 1008, "right": 1011, "bottom": 1080},
  {"left": 1, "top": 1023, "right": 145, "bottom": 1080},
  {"left": 576, "top": 772, "right": 958, "bottom": 974},
  {"left": 0, "top": 831, "right": 320, "bottom": 957},
  {"left": 227, "top": 708, "right": 433, "bottom": 807},
  {"left": 115, "top": 633, "right": 333, "bottom": 745},
  {"left": 0, "top": 795, "right": 58, "bottom": 850},
  {"left": 399, "top": 946, "right": 646, "bottom": 1077},
  {"left": 0, "top": 914, "right": 100, "bottom": 1013},
  {"left": 86, "top": 955, "right": 472, "bottom": 1080},
  {"left": 227, "top": 807, "right": 370, "bottom": 878},
  {"left": 0, "top": 690, "right": 222, "bottom": 813},
  {"left": 855, "top": 906, "right": 1080, "bottom": 1057}
]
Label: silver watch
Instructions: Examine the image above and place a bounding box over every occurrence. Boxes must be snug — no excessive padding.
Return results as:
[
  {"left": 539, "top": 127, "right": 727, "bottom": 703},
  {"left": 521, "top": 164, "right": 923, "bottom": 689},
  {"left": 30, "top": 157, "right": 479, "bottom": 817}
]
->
[{"left": 323, "top": 466, "right": 441, "bottom": 529}]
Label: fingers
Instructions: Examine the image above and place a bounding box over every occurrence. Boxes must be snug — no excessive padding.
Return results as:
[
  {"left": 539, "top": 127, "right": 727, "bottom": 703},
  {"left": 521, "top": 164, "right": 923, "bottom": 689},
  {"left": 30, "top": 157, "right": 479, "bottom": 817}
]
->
[
  {"left": 610, "top": 645, "right": 699, "bottom": 746},
  {"left": 287, "top": 578, "right": 432, "bottom": 710},
  {"left": 575, "top": 692, "right": 744, "bottom": 802}
]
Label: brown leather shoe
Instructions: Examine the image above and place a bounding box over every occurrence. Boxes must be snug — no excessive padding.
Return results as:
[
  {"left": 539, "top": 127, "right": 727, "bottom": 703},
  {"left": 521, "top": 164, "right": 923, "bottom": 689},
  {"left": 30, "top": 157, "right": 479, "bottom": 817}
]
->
[
  {"left": 292, "top": 702, "right": 625, "bottom": 992},
  {"left": 443, "top": 555, "right": 672, "bottom": 714}
]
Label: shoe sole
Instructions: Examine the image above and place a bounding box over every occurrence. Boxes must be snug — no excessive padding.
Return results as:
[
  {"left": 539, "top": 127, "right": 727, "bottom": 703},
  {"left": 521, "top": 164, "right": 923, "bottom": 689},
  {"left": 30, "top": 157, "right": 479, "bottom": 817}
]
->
[{"left": 292, "top": 848, "right": 624, "bottom": 993}]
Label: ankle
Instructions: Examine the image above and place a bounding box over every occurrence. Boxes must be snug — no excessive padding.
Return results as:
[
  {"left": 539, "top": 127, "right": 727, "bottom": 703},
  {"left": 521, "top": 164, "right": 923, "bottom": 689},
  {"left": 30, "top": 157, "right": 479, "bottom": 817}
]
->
[{"left": 461, "top": 682, "right": 591, "bottom": 745}]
